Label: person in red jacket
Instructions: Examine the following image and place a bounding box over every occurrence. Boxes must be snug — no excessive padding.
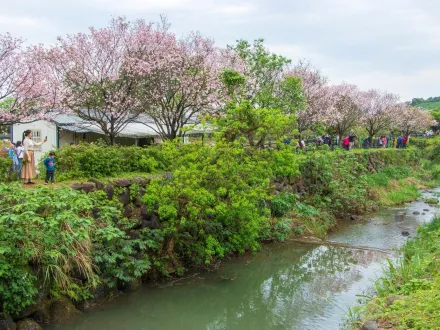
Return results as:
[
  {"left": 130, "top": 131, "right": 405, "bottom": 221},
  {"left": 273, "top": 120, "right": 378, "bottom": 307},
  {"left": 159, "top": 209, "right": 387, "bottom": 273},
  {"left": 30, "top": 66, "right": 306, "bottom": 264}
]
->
[
  {"left": 343, "top": 136, "right": 350, "bottom": 151},
  {"left": 403, "top": 135, "right": 408, "bottom": 148}
]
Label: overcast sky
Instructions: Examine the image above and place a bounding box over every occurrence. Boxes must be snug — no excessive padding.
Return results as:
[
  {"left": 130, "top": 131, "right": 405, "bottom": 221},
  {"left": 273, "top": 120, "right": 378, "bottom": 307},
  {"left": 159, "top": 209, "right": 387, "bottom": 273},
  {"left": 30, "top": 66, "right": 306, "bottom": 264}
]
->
[{"left": 1, "top": 0, "right": 439, "bottom": 101}]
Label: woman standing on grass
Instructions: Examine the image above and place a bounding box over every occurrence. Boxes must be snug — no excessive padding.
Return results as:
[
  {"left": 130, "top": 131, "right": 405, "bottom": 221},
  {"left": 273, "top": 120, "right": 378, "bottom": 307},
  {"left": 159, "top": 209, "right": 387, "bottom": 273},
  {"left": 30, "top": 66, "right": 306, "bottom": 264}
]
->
[{"left": 22, "top": 130, "right": 47, "bottom": 184}]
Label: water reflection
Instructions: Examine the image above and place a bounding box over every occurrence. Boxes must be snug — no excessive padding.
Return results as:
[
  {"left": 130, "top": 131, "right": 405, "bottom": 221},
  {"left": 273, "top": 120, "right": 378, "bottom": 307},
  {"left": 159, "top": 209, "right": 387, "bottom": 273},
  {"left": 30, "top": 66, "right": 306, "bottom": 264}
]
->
[
  {"left": 56, "top": 244, "right": 385, "bottom": 330},
  {"left": 51, "top": 190, "right": 439, "bottom": 330}
]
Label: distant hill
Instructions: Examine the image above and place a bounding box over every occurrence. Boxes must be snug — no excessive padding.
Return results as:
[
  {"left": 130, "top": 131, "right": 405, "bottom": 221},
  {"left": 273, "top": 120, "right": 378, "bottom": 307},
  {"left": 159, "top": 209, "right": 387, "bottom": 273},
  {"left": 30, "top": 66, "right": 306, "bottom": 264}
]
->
[{"left": 411, "top": 97, "right": 440, "bottom": 111}]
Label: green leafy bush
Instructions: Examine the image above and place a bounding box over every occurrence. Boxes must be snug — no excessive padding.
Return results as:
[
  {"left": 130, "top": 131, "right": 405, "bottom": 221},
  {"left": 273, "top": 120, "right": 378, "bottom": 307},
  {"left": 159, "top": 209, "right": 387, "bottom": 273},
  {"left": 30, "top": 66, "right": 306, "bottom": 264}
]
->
[
  {"left": 144, "top": 142, "right": 275, "bottom": 265},
  {"left": 38, "top": 143, "right": 167, "bottom": 181},
  {"left": 0, "top": 183, "right": 157, "bottom": 314},
  {"left": 0, "top": 157, "right": 11, "bottom": 182},
  {"left": 271, "top": 193, "right": 297, "bottom": 217}
]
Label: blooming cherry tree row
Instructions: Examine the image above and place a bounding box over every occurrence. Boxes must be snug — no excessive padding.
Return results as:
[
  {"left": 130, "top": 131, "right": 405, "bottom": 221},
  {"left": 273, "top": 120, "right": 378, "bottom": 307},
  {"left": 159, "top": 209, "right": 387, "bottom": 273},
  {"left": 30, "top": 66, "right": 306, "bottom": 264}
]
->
[{"left": 0, "top": 17, "right": 433, "bottom": 143}]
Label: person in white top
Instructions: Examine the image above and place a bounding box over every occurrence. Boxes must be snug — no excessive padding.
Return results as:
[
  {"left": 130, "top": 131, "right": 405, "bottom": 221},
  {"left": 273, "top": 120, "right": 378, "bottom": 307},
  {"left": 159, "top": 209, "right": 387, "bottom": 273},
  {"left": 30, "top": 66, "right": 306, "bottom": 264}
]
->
[
  {"left": 21, "top": 130, "right": 47, "bottom": 184},
  {"left": 14, "top": 141, "right": 24, "bottom": 179}
]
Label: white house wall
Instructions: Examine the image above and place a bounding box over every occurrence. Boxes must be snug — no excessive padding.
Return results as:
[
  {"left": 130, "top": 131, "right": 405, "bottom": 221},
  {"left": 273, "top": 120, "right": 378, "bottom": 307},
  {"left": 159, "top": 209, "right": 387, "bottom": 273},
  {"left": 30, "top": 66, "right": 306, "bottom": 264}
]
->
[{"left": 13, "top": 120, "right": 58, "bottom": 163}]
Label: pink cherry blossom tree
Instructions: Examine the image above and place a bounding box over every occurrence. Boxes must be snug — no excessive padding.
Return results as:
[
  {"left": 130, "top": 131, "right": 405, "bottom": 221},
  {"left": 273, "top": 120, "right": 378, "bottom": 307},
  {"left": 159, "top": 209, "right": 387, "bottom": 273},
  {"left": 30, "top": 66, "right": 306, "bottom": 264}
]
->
[
  {"left": 356, "top": 89, "right": 399, "bottom": 141},
  {"left": 285, "top": 60, "right": 329, "bottom": 138},
  {"left": 43, "top": 17, "right": 167, "bottom": 145},
  {"left": 134, "top": 32, "right": 236, "bottom": 140},
  {"left": 393, "top": 103, "right": 433, "bottom": 136},
  {"left": 0, "top": 34, "right": 49, "bottom": 125},
  {"left": 323, "top": 84, "right": 362, "bottom": 146}
]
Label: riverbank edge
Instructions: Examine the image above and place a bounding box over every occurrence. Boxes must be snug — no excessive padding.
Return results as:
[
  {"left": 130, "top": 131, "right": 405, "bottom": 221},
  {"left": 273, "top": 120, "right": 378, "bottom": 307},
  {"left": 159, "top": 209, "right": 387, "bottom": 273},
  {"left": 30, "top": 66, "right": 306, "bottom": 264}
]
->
[
  {"left": 0, "top": 148, "right": 430, "bottom": 329},
  {"left": 346, "top": 212, "right": 440, "bottom": 330}
]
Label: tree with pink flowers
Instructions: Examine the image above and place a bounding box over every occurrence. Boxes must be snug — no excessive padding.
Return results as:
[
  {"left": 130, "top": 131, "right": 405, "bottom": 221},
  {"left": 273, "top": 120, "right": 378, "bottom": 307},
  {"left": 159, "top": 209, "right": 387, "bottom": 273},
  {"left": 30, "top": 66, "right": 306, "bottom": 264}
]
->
[
  {"left": 0, "top": 34, "right": 49, "bottom": 125},
  {"left": 134, "top": 31, "right": 235, "bottom": 140},
  {"left": 43, "top": 17, "right": 168, "bottom": 145},
  {"left": 356, "top": 89, "right": 399, "bottom": 141},
  {"left": 323, "top": 84, "right": 362, "bottom": 146},
  {"left": 285, "top": 60, "right": 329, "bottom": 138},
  {"left": 393, "top": 103, "right": 433, "bottom": 136}
]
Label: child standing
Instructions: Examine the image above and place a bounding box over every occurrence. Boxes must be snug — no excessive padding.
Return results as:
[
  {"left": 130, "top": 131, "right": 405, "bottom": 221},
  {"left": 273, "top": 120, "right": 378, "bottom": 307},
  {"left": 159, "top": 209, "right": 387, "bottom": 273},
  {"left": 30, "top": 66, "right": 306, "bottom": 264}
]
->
[
  {"left": 44, "top": 152, "right": 56, "bottom": 184},
  {"left": 15, "top": 141, "right": 24, "bottom": 179}
]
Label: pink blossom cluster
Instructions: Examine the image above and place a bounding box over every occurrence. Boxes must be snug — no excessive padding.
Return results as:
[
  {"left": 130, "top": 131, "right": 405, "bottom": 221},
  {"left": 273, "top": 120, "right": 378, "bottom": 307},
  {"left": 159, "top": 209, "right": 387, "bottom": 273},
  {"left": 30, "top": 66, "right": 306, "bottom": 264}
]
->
[
  {"left": 286, "top": 62, "right": 433, "bottom": 137},
  {"left": 0, "top": 34, "right": 53, "bottom": 124},
  {"left": 0, "top": 16, "right": 433, "bottom": 138}
]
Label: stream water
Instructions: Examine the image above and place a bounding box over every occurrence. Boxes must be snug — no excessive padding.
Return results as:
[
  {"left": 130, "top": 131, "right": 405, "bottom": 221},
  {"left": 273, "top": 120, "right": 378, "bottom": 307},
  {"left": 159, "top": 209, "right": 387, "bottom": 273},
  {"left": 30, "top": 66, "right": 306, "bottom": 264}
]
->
[{"left": 51, "top": 190, "right": 440, "bottom": 330}]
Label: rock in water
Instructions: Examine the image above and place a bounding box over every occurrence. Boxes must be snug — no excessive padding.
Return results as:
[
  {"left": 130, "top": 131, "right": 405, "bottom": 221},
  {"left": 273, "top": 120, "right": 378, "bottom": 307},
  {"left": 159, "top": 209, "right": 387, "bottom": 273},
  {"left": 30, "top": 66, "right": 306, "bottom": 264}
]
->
[
  {"left": 350, "top": 215, "right": 363, "bottom": 221},
  {"left": 16, "top": 319, "right": 42, "bottom": 330},
  {"left": 425, "top": 198, "right": 439, "bottom": 205},
  {"left": 48, "top": 298, "right": 83, "bottom": 325},
  {"left": 412, "top": 211, "right": 420, "bottom": 215},
  {"left": 394, "top": 212, "right": 405, "bottom": 222},
  {"left": 401, "top": 231, "right": 410, "bottom": 237}
]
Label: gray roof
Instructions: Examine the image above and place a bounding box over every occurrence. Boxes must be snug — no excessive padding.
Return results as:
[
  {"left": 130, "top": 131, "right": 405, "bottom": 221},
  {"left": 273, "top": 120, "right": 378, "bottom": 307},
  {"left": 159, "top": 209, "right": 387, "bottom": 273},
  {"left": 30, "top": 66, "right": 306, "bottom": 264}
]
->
[{"left": 51, "top": 113, "right": 211, "bottom": 138}]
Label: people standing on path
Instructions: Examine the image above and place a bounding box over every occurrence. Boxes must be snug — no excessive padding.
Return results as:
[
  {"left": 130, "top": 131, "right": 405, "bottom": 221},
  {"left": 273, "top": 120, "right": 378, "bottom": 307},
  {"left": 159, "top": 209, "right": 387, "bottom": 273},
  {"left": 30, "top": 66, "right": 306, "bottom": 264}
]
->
[
  {"left": 348, "top": 134, "right": 355, "bottom": 150},
  {"left": 403, "top": 135, "right": 408, "bottom": 148},
  {"left": 396, "top": 136, "right": 402, "bottom": 148},
  {"left": 381, "top": 136, "right": 387, "bottom": 148},
  {"left": 296, "top": 138, "right": 306, "bottom": 151},
  {"left": 44, "top": 152, "right": 56, "bottom": 184},
  {"left": 3, "top": 140, "right": 18, "bottom": 175},
  {"left": 343, "top": 136, "right": 350, "bottom": 151},
  {"left": 22, "top": 130, "right": 47, "bottom": 184},
  {"left": 14, "top": 141, "right": 24, "bottom": 179}
]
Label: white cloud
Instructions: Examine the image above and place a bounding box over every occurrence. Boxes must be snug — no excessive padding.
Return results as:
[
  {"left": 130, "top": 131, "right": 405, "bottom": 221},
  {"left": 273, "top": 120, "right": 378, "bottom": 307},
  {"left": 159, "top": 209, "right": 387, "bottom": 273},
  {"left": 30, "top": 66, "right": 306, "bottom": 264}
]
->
[
  {"left": 211, "top": 4, "right": 256, "bottom": 15},
  {"left": 339, "top": 68, "right": 440, "bottom": 101},
  {"left": 0, "top": 0, "right": 438, "bottom": 99},
  {"left": 0, "top": 15, "right": 41, "bottom": 28},
  {"left": 89, "top": 0, "right": 195, "bottom": 11}
]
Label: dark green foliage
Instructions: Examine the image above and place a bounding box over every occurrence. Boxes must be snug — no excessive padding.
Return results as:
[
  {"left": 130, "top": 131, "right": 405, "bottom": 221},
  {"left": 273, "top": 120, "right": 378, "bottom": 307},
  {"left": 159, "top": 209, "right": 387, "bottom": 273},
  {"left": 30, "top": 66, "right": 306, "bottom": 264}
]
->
[
  {"left": 39, "top": 143, "right": 167, "bottom": 181},
  {"left": 143, "top": 142, "right": 276, "bottom": 264},
  {"left": 0, "top": 142, "right": 423, "bottom": 317},
  {"left": 271, "top": 193, "right": 298, "bottom": 217},
  {"left": 0, "top": 184, "right": 159, "bottom": 314},
  {"left": 0, "top": 158, "right": 11, "bottom": 182}
]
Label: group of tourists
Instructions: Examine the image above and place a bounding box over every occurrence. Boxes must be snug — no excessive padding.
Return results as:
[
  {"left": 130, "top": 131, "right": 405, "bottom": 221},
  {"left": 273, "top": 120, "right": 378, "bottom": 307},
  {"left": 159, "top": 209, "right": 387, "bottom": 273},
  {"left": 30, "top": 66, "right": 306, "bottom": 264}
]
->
[
  {"left": 3, "top": 130, "right": 56, "bottom": 184},
  {"left": 284, "top": 132, "right": 411, "bottom": 151},
  {"left": 360, "top": 136, "right": 409, "bottom": 149}
]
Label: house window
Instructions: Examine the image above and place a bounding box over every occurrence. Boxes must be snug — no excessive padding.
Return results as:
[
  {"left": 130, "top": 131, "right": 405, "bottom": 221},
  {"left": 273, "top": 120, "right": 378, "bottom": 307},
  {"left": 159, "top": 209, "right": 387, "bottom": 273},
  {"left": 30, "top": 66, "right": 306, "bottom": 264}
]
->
[{"left": 31, "top": 129, "right": 42, "bottom": 151}]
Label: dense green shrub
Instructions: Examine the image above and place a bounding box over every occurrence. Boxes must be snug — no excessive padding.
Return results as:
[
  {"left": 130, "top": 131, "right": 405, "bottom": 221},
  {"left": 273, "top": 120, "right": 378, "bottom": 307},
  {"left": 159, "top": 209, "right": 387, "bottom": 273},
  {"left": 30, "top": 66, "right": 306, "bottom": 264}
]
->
[
  {"left": 0, "top": 184, "right": 156, "bottom": 314},
  {"left": 299, "top": 151, "right": 369, "bottom": 216},
  {"left": 271, "top": 193, "right": 298, "bottom": 217},
  {"left": 144, "top": 142, "right": 276, "bottom": 264},
  {"left": 0, "top": 157, "right": 11, "bottom": 182},
  {"left": 38, "top": 143, "right": 168, "bottom": 181}
]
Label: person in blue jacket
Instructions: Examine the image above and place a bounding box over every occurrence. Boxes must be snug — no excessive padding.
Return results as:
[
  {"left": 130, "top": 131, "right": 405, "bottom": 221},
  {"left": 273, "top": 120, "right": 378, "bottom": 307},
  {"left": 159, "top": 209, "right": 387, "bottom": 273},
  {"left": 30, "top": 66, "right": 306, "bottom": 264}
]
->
[{"left": 44, "top": 152, "right": 56, "bottom": 184}]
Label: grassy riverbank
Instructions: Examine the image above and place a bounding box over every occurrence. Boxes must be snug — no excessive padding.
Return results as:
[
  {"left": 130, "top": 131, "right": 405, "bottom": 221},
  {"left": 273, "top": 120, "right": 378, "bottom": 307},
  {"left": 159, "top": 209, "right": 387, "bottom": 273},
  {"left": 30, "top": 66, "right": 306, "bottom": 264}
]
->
[
  {"left": 347, "top": 216, "right": 440, "bottom": 329},
  {"left": 0, "top": 143, "right": 428, "bottom": 327}
]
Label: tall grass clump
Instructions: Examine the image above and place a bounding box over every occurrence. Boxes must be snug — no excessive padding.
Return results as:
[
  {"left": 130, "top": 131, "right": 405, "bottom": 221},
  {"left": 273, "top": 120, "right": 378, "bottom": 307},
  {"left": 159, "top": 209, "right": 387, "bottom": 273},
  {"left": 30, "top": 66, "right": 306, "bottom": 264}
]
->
[{"left": 347, "top": 217, "right": 440, "bottom": 329}]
